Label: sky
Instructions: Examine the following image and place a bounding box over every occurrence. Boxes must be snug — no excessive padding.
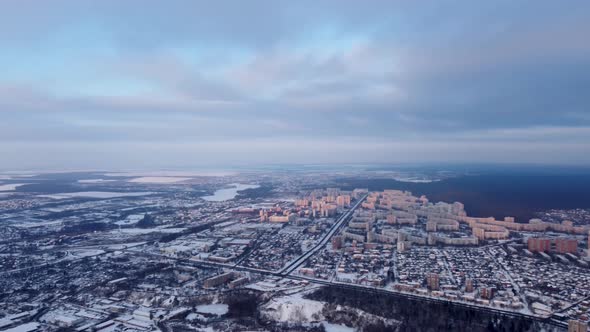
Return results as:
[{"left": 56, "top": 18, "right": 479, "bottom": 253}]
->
[{"left": 1, "top": 0, "right": 589, "bottom": 170}]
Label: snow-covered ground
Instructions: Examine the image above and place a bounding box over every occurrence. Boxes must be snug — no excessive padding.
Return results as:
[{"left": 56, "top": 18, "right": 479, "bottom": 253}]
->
[
  {"left": 68, "top": 249, "right": 105, "bottom": 259},
  {"left": 0, "top": 183, "right": 29, "bottom": 191},
  {"left": 11, "top": 220, "right": 64, "bottom": 229},
  {"left": 260, "top": 288, "right": 398, "bottom": 331},
  {"left": 195, "top": 304, "right": 228, "bottom": 316},
  {"left": 323, "top": 322, "right": 356, "bottom": 332},
  {"left": 261, "top": 291, "right": 325, "bottom": 322},
  {"left": 114, "top": 214, "right": 145, "bottom": 226},
  {"left": 104, "top": 171, "right": 236, "bottom": 178},
  {"left": 111, "top": 227, "right": 186, "bottom": 235},
  {"left": 202, "top": 183, "right": 260, "bottom": 201},
  {"left": 4, "top": 322, "right": 40, "bottom": 332},
  {"left": 103, "top": 242, "right": 146, "bottom": 250},
  {"left": 127, "top": 177, "right": 192, "bottom": 183},
  {"left": 77, "top": 179, "right": 117, "bottom": 183},
  {"left": 38, "top": 191, "right": 154, "bottom": 199}
]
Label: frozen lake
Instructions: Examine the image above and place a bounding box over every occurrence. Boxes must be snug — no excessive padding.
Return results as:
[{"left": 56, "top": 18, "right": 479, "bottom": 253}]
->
[
  {"left": 195, "top": 304, "right": 229, "bottom": 315},
  {"left": 0, "top": 183, "right": 30, "bottom": 191},
  {"left": 323, "top": 322, "right": 356, "bottom": 332},
  {"left": 202, "top": 183, "right": 259, "bottom": 201}
]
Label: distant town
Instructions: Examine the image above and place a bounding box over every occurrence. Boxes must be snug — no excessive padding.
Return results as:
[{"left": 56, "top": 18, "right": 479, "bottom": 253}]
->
[{"left": 0, "top": 171, "right": 589, "bottom": 332}]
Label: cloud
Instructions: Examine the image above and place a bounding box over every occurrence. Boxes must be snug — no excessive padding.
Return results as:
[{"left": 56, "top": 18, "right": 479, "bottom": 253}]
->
[{"left": 0, "top": 0, "right": 589, "bottom": 168}]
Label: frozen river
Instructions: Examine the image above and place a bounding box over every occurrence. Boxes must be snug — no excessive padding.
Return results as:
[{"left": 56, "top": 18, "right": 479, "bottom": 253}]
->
[{"left": 202, "top": 183, "right": 259, "bottom": 201}]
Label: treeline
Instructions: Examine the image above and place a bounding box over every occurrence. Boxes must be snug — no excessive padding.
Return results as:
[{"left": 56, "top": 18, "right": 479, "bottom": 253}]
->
[{"left": 307, "top": 286, "right": 547, "bottom": 332}]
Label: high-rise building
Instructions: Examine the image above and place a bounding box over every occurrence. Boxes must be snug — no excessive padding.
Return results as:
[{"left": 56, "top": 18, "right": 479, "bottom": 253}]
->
[
  {"left": 568, "top": 319, "right": 588, "bottom": 332},
  {"left": 295, "top": 199, "right": 310, "bottom": 207},
  {"left": 465, "top": 278, "right": 474, "bottom": 293},
  {"left": 555, "top": 238, "right": 578, "bottom": 254},
  {"left": 397, "top": 241, "right": 411, "bottom": 253},
  {"left": 386, "top": 214, "right": 397, "bottom": 224},
  {"left": 321, "top": 204, "right": 338, "bottom": 217},
  {"left": 332, "top": 236, "right": 342, "bottom": 250},
  {"left": 528, "top": 238, "right": 551, "bottom": 253},
  {"left": 259, "top": 209, "right": 268, "bottom": 222},
  {"left": 426, "top": 221, "right": 437, "bottom": 232},
  {"left": 426, "top": 273, "right": 439, "bottom": 290},
  {"left": 203, "top": 272, "right": 235, "bottom": 288},
  {"left": 336, "top": 195, "right": 351, "bottom": 207},
  {"left": 480, "top": 287, "right": 494, "bottom": 300},
  {"left": 473, "top": 227, "right": 486, "bottom": 240},
  {"left": 527, "top": 237, "right": 578, "bottom": 254}
]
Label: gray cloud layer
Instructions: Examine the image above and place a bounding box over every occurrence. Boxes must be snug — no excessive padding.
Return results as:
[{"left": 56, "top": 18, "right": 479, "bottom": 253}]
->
[{"left": 0, "top": 1, "right": 589, "bottom": 169}]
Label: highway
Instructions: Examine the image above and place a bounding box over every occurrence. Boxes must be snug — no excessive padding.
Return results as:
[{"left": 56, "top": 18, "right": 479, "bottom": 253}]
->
[
  {"left": 127, "top": 194, "right": 368, "bottom": 277},
  {"left": 3, "top": 192, "right": 570, "bottom": 329},
  {"left": 278, "top": 194, "right": 367, "bottom": 275},
  {"left": 64, "top": 192, "right": 566, "bottom": 329},
  {"left": 145, "top": 251, "right": 566, "bottom": 329},
  {"left": 118, "top": 244, "right": 572, "bottom": 330}
]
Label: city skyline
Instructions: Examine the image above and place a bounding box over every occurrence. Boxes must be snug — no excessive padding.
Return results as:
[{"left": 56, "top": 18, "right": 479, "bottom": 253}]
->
[
  {"left": 2, "top": 3, "right": 590, "bottom": 330},
  {"left": 1, "top": 1, "right": 590, "bottom": 169}
]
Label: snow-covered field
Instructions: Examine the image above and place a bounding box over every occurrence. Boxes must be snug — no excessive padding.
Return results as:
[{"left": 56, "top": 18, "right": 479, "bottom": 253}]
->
[
  {"left": 38, "top": 191, "right": 153, "bottom": 199},
  {"left": 68, "top": 249, "right": 105, "bottom": 259},
  {"left": 13, "top": 220, "right": 64, "bottom": 229},
  {"left": 202, "top": 183, "right": 260, "bottom": 201},
  {"left": 261, "top": 292, "right": 325, "bottom": 322},
  {"left": 0, "top": 172, "right": 37, "bottom": 178},
  {"left": 195, "top": 304, "right": 228, "bottom": 316},
  {"left": 260, "top": 289, "right": 397, "bottom": 331},
  {"left": 323, "top": 322, "right": 356, "bottom": 332},
  {"left": 114, "top": 214, "right": 145, "bottom": 226},
  {"left": 0, "top": 183, "right": 29, "bottom": 191},
  {"left": 110, "top": 227, "right": 186, "bottom": 235},
  {"left": 103, "top": 242, "right": 146, "bottom": 250},
  {"left": 128, "top": 177, "right": 192, "bottom": 184},
  {"left": 4, "top": 322, "right": 40, "bottom": 332},
  {"left": 78, "top": 179, "right": 117, "bottom": 183},
  {"left": 105, "top": 171, "right": 236, "bottom": 178}
]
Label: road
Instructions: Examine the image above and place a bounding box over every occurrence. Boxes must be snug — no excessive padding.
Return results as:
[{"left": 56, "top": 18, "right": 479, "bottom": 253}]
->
[
  {"left": 129, "top": 249, "right": 566, "bottom": 329},
  {"left": 124, "top": 195, "right": 368, "bottom": 277},
  {"left": 487, "top": 247, "right": 531, "bottom": 314},
  {"left": 278, "top": 194, "right": 367, "bottom": 275},
  {"left": 5, "top": 191, "right": 567, "bottom": 329},
  {"left": 115, "top": 189, "right": 566, "bottom": 329},
  {"left": 116, "top": 193, "right": 563, "bottom": 327}
]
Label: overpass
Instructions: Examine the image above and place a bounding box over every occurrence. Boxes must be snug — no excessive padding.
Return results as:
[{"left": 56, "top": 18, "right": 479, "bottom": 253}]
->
[
  {"left": 119, "top": 192, "right": 567, "bottom": 330},
  {"left": 278, "top": 194, "right": 367, "bottom": 275},
  {"left": 165, "top": 253, "right": 565, "bottom": 329}
]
